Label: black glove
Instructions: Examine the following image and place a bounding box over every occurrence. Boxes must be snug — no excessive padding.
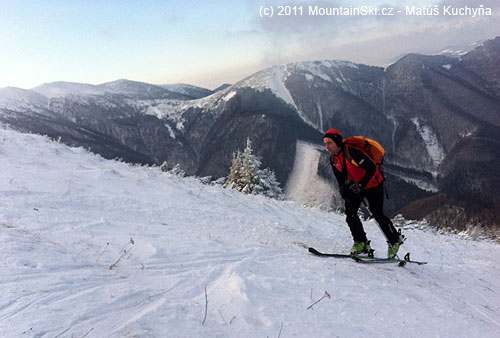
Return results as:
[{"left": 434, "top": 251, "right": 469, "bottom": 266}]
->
[
  {"left": 340, "top": 180, "right": 361, "bottom": 200},
  {"left": 346, "top": 180, "right": 361, "bottom": 194}
]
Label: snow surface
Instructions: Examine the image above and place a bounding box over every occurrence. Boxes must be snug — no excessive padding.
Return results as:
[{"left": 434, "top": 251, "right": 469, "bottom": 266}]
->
[
  {"left": 222, "top": 91, "right": 237, "bottom": 102},
  {"left": 1, "top": 128, "right": 500, "bottom": 338}
]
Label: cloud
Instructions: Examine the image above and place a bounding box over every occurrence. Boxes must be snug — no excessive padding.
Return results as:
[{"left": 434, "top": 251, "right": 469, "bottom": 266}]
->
[
  {"left": 248, "top": 0, "right": 499, "bottom": 66},
  {"left": 255, "top": 0, "right": 356, "bottom": 37}
]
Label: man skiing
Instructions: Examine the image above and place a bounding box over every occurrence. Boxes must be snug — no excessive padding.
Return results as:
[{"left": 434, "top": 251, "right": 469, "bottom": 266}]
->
[{"left": 323, "top": 129, "right": 404, "bottom": 258}]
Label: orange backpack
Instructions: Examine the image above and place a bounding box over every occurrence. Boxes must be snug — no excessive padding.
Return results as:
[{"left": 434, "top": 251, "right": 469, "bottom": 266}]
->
[{"left": 343, "top": 136, "right": 385, "bottom": 167}]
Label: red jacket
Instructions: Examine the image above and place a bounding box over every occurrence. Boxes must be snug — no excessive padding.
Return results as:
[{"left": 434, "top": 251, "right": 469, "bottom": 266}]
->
[{"left": 331, "top": 147, "right": 383, "bottom": 189}]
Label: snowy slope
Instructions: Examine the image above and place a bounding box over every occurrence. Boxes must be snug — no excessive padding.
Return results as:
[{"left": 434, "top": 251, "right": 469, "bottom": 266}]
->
[
  {"left": 411, "top": 118, "right": 445, "bottom": 170},
  {"left": 0, "top": 87, "right": 49, "bottom": 114},
  {"left": 98, "top": 79, "right": 189, "bottom": 100},
  {"left": 32, "top": 80, "right": 192, "bottom": 101},
  {"left": 1, "top": 128, "right": 500, "bottom": 338},
  {"left": 161, "top": 83, "right": 213, "bottom": 99},
  {"left": 32, "top": 81, "right": 106, "bottom": 98},
  {"left": 232, "top": 60, "right": 360, "bottom": 128},
  {"left": 234, "top": 60, "right": 359, "bottom": 108}
]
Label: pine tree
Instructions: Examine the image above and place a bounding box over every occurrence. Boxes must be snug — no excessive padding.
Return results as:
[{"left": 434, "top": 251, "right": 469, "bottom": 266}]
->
[
  {"left": 258, "top": 167, "right": 283, "bottom": 199},
  {"left": 224, "top": 138, "right": 283, "bottom": 199},
  {"left": 239, "top": 138, "right": 262, "bottom": 194},
  {"left": 224, "top": 150, "right": 243, "bottom": 189},
  {"left": 169, "top": 164, "right": 185, "bottom": 177}
]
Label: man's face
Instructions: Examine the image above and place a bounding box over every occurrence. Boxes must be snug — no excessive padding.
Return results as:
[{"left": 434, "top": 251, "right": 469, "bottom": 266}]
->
[{"left": 323, "top": 137, "right": 340, "bottom": 155}]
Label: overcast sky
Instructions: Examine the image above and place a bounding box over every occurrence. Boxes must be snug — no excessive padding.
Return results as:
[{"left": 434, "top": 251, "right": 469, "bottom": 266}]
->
[{"left": 0, "top": 0, "right": 498, "bottom": 90}]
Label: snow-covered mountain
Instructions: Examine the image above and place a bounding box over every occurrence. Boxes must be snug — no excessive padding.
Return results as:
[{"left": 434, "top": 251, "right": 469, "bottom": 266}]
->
[
  {"left": 1, "top": 128, "right": 499, "bottom": 337},
  {"left": 0, "top": 87, "right": 50, "bottom": 114},
  {"left": 32, "top": 81, "right": 108, "bottom": 98},
  {"left": 232, "top": 59, "right": 372, "bottom": 125},
  {"left": 1, "top": 37, "right": 500, "bottom": 230},
  {"left": 32, "top": 79, "right": 208, "bottom": 101},
  {"left": 98, "top": 79, "right": 192, "bottom": 100},
  {"left": 161, "top": 83, "right": 214, "bottom": 99}
]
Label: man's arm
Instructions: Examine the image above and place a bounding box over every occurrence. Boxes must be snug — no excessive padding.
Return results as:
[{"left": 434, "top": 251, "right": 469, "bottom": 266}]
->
[
  {"left": 347, "top": 148, "right": 376, "bottom": 188},
  {"left": 330, "top": 156, "right": 345, "bottom": 188}
]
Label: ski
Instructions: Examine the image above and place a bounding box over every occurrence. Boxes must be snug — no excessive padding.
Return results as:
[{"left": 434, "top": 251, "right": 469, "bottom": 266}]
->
[
  {"left": 308, "top": 247, "right": 396, "bottom": 264},
  {"left": 308, "top": 247, "right": 427, "bottom": 266},
  {"left": 308, "top": 247, "right": 365, "bottom": 262}
]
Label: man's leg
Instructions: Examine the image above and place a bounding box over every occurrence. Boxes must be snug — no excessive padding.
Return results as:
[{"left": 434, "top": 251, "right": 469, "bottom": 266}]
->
[
  {"left": 344, "top": 196, "right": 367, "bottom": 243},
  {"left": 363, "top": 184, "right": 399, "bottom": 244}
]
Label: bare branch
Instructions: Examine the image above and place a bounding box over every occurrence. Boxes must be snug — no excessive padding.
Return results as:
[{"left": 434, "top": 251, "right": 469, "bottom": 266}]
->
[
  {"left": 307, "top": 291, "right": 331, "bottom": 309},
  {"left": 278, "top": 322, "right": 284, "bottom": 338},
  {"left": 202, "top": 286, "right": 208, "bottom": 325}
]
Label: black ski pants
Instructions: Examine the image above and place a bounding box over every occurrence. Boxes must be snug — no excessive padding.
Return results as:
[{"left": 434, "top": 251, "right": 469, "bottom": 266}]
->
[{"left": 344, "top": 183, "right": 399, "bottom": 245}]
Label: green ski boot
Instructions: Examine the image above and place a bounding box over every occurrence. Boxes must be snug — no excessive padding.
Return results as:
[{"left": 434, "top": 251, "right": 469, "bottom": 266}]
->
[
  {"left": 388, "top": 232, "right": 405, "bottom": 258},
  {"left": 350, "top": 241, "right": 373, "bottom": 256}
]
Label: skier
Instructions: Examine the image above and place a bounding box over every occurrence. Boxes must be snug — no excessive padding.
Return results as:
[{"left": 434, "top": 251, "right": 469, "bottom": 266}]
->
[{"left": 323, "top": 129, "right": 404, "bottom": 258}]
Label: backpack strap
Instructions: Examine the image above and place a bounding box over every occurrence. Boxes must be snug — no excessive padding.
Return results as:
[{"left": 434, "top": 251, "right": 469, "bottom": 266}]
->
[
  {"left": 341, "top": 149, "right": 347, "bottom": 178},
  {"left": 344, "top": 144, "right": 374, "bottom": 167},
  {"left": 330, "top": 151, "right": 348, "bottom": 184},
  {"left": 344, "top": 146, "right": 383, "bottom": 188}
]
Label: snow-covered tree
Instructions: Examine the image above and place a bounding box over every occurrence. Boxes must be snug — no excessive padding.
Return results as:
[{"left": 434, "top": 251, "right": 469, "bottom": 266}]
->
[
  {"left": 224, "top": 138, "right": 283, "bottom": 199},
  {"left": 258, "top": 167, "right": 283, "bottom": 199},
  {"left": 224, "top": 150, "right": 244, "bottom": 189},
  {"left": 239, "top": 139, "right": 262, "bottom": 194},
  {"left": 159, "top": 161, "right": 185, "bottom": 177},
  {"left": 159, "top": 161, "right": 169, "bottom": 172},
  {"left": 169, "top": 164, "right": 185, "bottom": 177}
]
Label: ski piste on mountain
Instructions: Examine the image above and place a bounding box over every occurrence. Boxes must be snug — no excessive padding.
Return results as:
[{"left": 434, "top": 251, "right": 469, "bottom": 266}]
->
[{"left": 307, "top": 246, "right": 427, "bottom": 266}]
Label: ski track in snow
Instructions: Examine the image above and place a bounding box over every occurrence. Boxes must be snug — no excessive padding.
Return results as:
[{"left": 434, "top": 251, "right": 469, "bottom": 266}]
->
[{"left": 0, "top": 128, "right": 499, "bottom": 337}]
